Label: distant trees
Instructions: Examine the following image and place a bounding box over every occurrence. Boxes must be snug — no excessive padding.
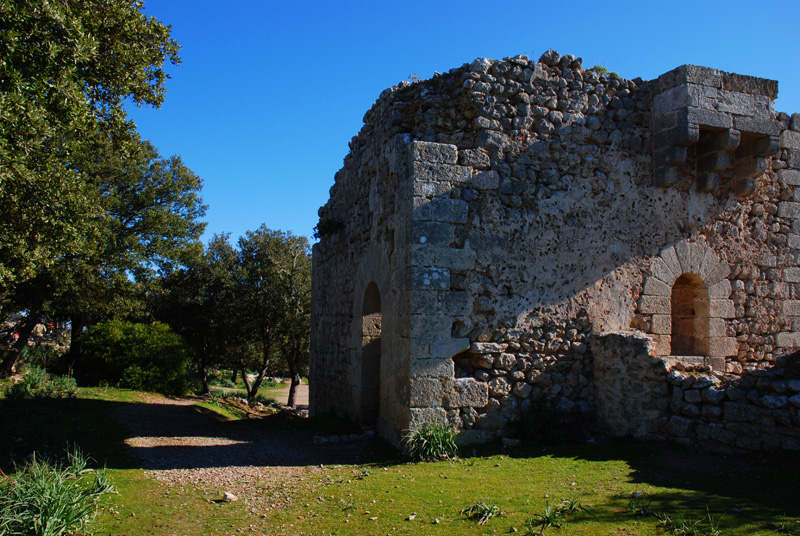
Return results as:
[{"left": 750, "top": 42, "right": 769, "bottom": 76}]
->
[{"left": 158, "top": 227, "right": 311, "bottom": 405}]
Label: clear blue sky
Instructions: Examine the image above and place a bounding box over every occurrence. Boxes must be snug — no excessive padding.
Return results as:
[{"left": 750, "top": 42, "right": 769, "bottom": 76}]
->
[{"left": 125, "top": 0, "right": 800, "bottom": 244}]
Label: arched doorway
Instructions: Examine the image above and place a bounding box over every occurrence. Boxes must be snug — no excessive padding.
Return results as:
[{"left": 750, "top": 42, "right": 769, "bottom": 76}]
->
[
  {"left": 360, "top": 282, "right": 381, "bottom": 424},
  {"left": 671, "top": 273, "right": 710, "bottom": 356}
]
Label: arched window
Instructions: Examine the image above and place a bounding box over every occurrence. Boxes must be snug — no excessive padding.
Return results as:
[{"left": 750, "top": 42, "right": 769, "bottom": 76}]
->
[
  {"left": 671, "top": 273, "right": 710, "bottom": 356},
  {"left": 360, "top": 282, "right": 381, "bottom": 424}
]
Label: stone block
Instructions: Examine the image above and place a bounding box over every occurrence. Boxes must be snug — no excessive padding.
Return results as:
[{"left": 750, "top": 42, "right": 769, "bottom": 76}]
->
[
  {"left": 410, "top": 290, "right": 439, "bottom": 313},
  {"left": 441, "top": 290, "right": 471, "bottom": 315},
  {"left": 411, "top": 245, "right": 476, "bottom": 270},
  {"left": 776, "top": 332, "right": 800, "bottom": 348},
  {"left": 410, "top": 266, "right": 450, "bottom": 291},
  {"left": 488, "top": 377, "right": 511, "bottom": 397},
  {"left": 674, "top": 241, "right": 692, "bottom": 274},
  {"left": 654, "top": 246, "right": 683, "bottom": 280},
  {"left": 431, "top": 198, "right": 468, "bottom": 223},
  {"left": 410, "top": 141, "right": 458, "bottom": 164},
  {"left": 733, "top": 115, "right": 779, "bottom": 136},
  {"left": 702, "top": 386, "right": 727, "bottom": 404},
  {"left": 783, "top": 300, "right": 800, "bottom": 316},
  {"left": 408, "top": 407, "right": 448, "bottom": 428},
  {"left": 410, "top": 378, "right": 445, "bottom": 407},
  {"left": 709, "top": 299, "right": 735, "bottom": 318},
  {"left": 410, "top": 358, "right": 454, "bottom": 378},
  {"left": 705, "top": 261, "right": 731, "bottom": 286},
  {"left": 781, "top": 130, "right": 800, "bottom": 150},
  {"left": 651, "top": 314, "right": 672, "bottom": 335},
  {"left": 470, "top": 342, "right": 507, "bottom": 353},
  {"left": 445, "top": 378, "right": 489, "bottom": 408},
  {"left": 430, "top": 337, "right": 470, "bottom": 359},
  {"left": 642, "top": 277, "right": 671, "bottom": 296},
  {"left": 638, "top": 296, "right": 670, "bottom": 314},
  {"left": 458, "top": 148, "right": 490, "bottom": 169},
  {"left": 720, "top": 71, "right": 778, "bottom": 98},
  {"left": 779, "top": 169, "right": 800, "bottom": 186},
  {"left": 411, "top": 161, "right": 472, "bottom": 184},
  {"left": 411, "top": 196, "right": 433, "bottom": 221},
  {"left": 666, "top": 415, "right": 694, "bottom": 437},
  {"left": 724, "top": 401, "right": 759, "bottom": 422},
  {"left": 412, "top": 179, "right": 451, "bottom": 198},
  {"left": 471, "top": 170, "right": 500, "bottom": 190},
  {"left": 412, "top": 221, "right": 455, "bottom": 246},
  {"left": 708, "top": 279, "right": 731, "bottom": 299},
  {"left": 657, "top": 65, "right": 721, "bottom": 93},
  {"left": 708, "top": 318, "right": 727, "bottom": 337},
  {"left": 410, "top": 314, "right": 450, "bottom": 340},
  {"left": 778, "top": 202, "right": 800, "bottom": 219},
  {"left": 456, "top": 429, "right": 490, "bottom": 445},
  {"left": 649, "top": 334, "right": 671, "bottom": 356},
  {"left": 788, "top": 234, "right": 800, "bottom": 250},
  {"left": 651, "top": 257, "right": 677, "bottom": 285},
  {"left": 653, "top": 83, "right": 700, "bottom": 116},
  {"left": 683, "top": 107, "right": 732, "bottom": 130},
  {"left": 785, "top": 268, "right": 800, "bottom": 283},
  {"left": 708, "top": 336, "right": 738, "bottom": 357}
]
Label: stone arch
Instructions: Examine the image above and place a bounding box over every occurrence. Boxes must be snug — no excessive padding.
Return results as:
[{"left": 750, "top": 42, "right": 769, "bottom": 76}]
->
[
  {"left": 359, "top": 282, "right": 382, "bottom": 425},
  {"left": 636, "top": 240, "right": 737, "bottom": 369}
]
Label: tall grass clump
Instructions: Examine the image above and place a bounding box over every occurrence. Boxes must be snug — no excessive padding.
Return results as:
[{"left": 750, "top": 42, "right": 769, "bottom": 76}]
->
[
  {"left": 402, "top": 420, "right": 458, "bottom": 462},
  {"left": 0, "top": 449, "right": 113, "bottom": 536},
  {"left": 4, "top": 365, "right": 77, "bottom": 400}
]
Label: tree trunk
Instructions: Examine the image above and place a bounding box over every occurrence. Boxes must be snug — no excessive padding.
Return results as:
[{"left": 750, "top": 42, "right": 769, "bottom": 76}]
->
[
  {"left": 198, "top": 349, "right": 210, "bottom": 395},
  {"left": 287, "top": 371, "right": 301, "bottom": 408},
  {"left": 63, "top": 315, "right": 87, "bottom": 375},
  {"left": 239, "top": 363, "right": 252, "bottom": 394},
  {"left": 230, "top": 369, "right": 237, "bottom": 384},
  {"left": 0, "top": 310, "right": 41, "bottom": 377}
]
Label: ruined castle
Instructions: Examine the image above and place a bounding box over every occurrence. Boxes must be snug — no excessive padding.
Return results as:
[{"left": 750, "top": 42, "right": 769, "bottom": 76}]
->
[{"left": 309, "top": 50, "right": 800, "bottom": 452}]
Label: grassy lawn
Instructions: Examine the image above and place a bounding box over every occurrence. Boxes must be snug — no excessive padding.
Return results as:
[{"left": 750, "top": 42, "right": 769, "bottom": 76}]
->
[{"left": 1, "top": 380, "right": 798, "bottom": 535}]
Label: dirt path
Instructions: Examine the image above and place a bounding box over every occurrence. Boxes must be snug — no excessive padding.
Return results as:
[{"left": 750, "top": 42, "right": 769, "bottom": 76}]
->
[{"left": 113, "top": 391, "right": 365, "bottom": 510}]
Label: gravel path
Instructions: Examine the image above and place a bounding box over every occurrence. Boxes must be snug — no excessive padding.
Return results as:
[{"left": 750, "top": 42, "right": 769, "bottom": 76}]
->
[{"left": 114, "top": 391, "right": 364, "bottom": 511}]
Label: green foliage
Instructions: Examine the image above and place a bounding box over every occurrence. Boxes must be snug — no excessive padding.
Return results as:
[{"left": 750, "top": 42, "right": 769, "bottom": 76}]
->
[
  {"left": 0, "top": 0, "right": 181, "bottom": 286},
  {"left": 628, "top": 492, "right": 653, "bottom": 517},
  {"left": 402, "top": 420, "right": 458, "bottom": 462},
  {"left": 655, "top": 508, "right": 723, "bottom": 536},
  {"left": 460, "top": 500, "right": 501, "bottom": 525},
  {"left": 590, "top": 64, "right": 620, "bottom": 79},
  {"left": 0, "top": 448, "right": 113, "bottom": 536},
  {"left": 19, "top": 345, "right": 64, "bottom": 371},
  {"left": 4, "top": 365, "right": 76, "bottom": 400},
  {"left": 527, "top": 496, "right": 592, "bottom": 535},
  {"left": 78, "top": 320, "right": 190, "bottom": 395}
]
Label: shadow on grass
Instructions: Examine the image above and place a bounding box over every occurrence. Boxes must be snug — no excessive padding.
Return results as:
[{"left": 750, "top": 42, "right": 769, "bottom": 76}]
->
[
  {"left": 0, "top": 396, "right": 391, "bottom": 473},
  {"left": 498, "top": 437, "right": 800, "bottom": 533}
]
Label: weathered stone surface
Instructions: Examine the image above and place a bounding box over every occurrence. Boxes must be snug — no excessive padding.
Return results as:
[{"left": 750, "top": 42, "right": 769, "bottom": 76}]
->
[
  {"left": 312, "top": 50, "right": 800, "bottom": 453},
  {"left": 410, "top": 141, "right": 458, "bottom": 164}
]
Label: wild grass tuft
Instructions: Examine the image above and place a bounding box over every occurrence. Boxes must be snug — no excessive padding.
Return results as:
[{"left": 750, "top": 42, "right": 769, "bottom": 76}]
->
[
  {"left": 0, "top": 448, "right": 114, "bottom": 536},
  {"left": 460, "top": 500, "right": 500, "bottom": 525},
  {"left": 402, "top": 420, "right": 458, "bottom": 462},
  {"left": 526, "top": 496, "right": 592, "bottom": 535}
]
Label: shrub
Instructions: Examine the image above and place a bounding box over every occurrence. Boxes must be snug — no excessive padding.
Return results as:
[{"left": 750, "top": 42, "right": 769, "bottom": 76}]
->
[
  {"left": 77, "top": 320, "right": 190, "bottom": 396},
  {"left": 0, "top": 449, "right": 113, "bottom": 536},
  {"left": 402, "top": 420, "right": 458, "bottom": 462},
  {"left": 4, "top": 365, "right": 77, "bottom": 400}
]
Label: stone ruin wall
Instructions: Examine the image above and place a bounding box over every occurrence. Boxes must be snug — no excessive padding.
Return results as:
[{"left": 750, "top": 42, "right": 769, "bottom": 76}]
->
[{"left": 311, "top": 49, "right": 800, "bottom": 451}]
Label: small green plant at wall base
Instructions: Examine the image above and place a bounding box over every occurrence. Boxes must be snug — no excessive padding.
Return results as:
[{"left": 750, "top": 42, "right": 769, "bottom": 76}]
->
[
  {"left": 401, "top": 420, "right": 458, "bottom": 462},
  {"left": 0, "top": 448, "right": 113, "bottom": 536},
  {"left": 460, "top": 500, "right": 501, "bottom": 525}
]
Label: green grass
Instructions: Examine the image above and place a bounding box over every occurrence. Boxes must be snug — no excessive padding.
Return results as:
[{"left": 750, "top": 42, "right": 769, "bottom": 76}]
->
[{"left": 1, "top": 383, "right": 799, "bottom": 535}]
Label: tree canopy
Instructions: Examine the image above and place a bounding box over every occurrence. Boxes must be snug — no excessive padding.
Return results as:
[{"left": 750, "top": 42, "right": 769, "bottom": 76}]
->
[{"left": 0, "top": 0, "right": 181, "bottom": 286}]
